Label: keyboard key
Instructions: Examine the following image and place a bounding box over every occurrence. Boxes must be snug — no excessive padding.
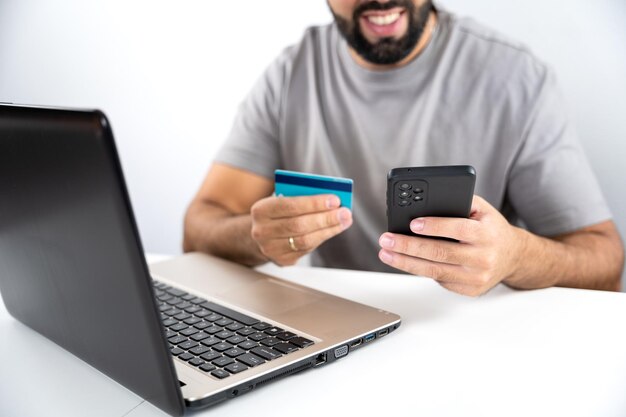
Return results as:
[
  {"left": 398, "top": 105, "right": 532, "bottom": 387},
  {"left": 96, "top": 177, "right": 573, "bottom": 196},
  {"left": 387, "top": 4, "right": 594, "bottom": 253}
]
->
[
  {"left": 170, "top": 322, "right": 188, "bottom": 332},
  {"left": 168, "top": 335, "right": 187, "bottom": 345},
  {"left": 200, "top": 337, "right": 221, "bottom": 347},
  {"left": 194, "top": 309, "right": 211, "bottom": 318},
  {"left": 188, "top": 357, "right": 205, "bottom": 367},
  {"left": 200, "top": 351, "right": 221, "bottom": 362},
  {"left": 164, "top": 308, "right": 182, "bottom": 317},
  {"left": 250, "top": 346, "right": 282, "bottom": 361},
  {"left": 159, "top": 304, "right": 174, "bottom": 312},
  {"left": 236, "top": 327, "right": 256, "bottom": 336},
  {"left": 175, "top": 301, "right": 193, "bottom": 310},
  {"left": 237, "top": 340, "right": 259, "bottom": 350},
  {"left": 224, "top": 348, "right": 246, "bottom": 358},
  {"left": 273, "top": 343, "right": 299, "bottom": 354},
  {"left": 249, "top": 332, "right": 268, "bottom": 342},
  {"left": 166, "top": 288, "right": 187, "bottom": 297},
  {"left": 162, "top": 318, "right": 178, "bottom": 327},
  {"left": 178, "top": 352, "right": 194, "bottom": 361},
  {"left": 184, "top": 306, "right": 202, "bottom": 314},
  {"left": 276, "top": 331, "right": 296, "bottom": 341},
  {"left": 153, "top": 281, "right": 168, "bottom": 290},
  {"left": 212, "top": 342, "right": 234, "bottom": 352},
  {"left": 260, "top": 337, "right": 281, "bottom": 347},
  {"left": 226, "top": 322, "right": 245, "bottom": 331},
  {"left": 180, "top": 327, "right": 199, "bottom": 337},
  {"left": 216, "top": 330, "right": 235, "bottom": 340},
  {"left": 165, "top": 297, "right": 183, "bottom": 306},
  {"left": 189, "top": 345, "right": 210, "bottom": 356},
  {"left": 225, "top": 362, "right": 248, "bottom": 374},
  {"left": 200, "top": 301, "right": 260, "bottom": 326},
  {"left": 205, "top": 326, "right": 223, "bottom": 335},
  {"left": 206, "top": 314, "right": 223, "bottom": 322},
  {"left": 182, "top": 294, "right": 197, "bottom": 301},
  {"left": 183, "top": 317, "right": 202, "bottom": 325},
  {"left": 215, "top": 318, "right": 233, "bottom": 327},
  {"left": 190, "top": 297, "right": 207, "bottom": 305},
  {"left": 199, "top": 363, "right": 216, "bottom": 372},
  {"left": 252, "top": 322, "right": 272, "bottom": 331},
  {"left": 237, "top": 353, "right": 266, "bottom": 367},
  {"left": 212, "top": 356, "right": 235, "bottom": 367},
  {"left": 165, "top": 330, "right": 178, "bottom": 339},
  {"left": 211, "top": 369, "right": 230, "bottom": 379},
  {"left": 194, "top": 321, "right": 211, "bottom": 330},
  {"left": 170, "top": 347, "right": 184, "bottom": 356},
  {"left": 191, "top": 332, "right": 211, "bottom": 342},
  {"left": 226, "top": 335, "right": 246, "bottom": 345},
  {"left": 289, "top": 337, "right": 314, "bottom": 348},
  {"left": 174, "top": 312, "right": 191, "bottom": 321},
  {"left": 264, "top": 327, "right": 283, "bottom": 336},
  {"left": 178, "top": 340, "right": 199, "bottom": 350}
]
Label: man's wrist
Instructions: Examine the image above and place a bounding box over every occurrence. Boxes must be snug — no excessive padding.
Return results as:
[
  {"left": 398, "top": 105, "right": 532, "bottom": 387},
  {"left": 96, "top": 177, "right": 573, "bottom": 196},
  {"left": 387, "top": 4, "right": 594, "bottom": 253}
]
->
[{"left": 502, "top": 227, "right": 561, "bottom": 289}]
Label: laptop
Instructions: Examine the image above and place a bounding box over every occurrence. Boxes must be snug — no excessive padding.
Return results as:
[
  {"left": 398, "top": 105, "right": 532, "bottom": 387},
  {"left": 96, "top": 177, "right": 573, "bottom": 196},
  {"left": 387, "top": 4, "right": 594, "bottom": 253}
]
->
[{"left": 0, "top": 104, "right": 401, "bottom": 416}]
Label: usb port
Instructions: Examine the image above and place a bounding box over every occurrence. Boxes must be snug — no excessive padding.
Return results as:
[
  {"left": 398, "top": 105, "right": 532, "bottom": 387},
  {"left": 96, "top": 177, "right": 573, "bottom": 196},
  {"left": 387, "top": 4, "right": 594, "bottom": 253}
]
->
[
  {"left": 364, "top": 333, "right": 376, "bottom": 343},
  {"left": 378, "top": 328, "right": 389, "bottom": 337}
]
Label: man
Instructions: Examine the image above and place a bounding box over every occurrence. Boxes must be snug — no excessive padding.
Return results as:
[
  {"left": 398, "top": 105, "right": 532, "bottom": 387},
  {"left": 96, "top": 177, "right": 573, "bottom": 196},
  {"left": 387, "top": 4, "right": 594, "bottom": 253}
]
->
[{"left": 183, "top": 0, "right": 624, "bottom": 296}]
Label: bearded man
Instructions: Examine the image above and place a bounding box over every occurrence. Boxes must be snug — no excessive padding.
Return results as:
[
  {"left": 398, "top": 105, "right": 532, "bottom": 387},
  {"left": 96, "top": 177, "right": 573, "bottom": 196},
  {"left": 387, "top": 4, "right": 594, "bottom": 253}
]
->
[{"left": 183, "top": 1, "right": 624, "bottom": 295}]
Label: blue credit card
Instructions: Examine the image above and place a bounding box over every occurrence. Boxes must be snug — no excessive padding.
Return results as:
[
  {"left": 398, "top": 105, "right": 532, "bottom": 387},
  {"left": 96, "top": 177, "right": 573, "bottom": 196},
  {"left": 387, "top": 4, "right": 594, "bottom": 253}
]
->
[{"left": 274, "top": 169, "right": 353, "bottom": 210}]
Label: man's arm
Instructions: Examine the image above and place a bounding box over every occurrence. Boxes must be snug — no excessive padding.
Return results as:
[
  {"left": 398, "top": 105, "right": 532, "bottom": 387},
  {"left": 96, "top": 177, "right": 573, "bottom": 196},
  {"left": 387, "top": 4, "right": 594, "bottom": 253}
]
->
[
  {"left": 183, "top": 164, "right": 273, "bottom": 266},
  {"left": 504, "top": 220, "right": 623, "bottom": 292},
  {"left": 183, "top": 163, "right": 352, "bottom": 267},
  {"left": 378, "top": 196, "right": 624, "bottom": 296}
]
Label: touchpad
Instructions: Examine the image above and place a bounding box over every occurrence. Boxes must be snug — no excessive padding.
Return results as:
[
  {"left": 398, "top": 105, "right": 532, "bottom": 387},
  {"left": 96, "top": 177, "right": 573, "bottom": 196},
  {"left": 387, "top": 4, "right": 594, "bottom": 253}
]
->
[{"left": 218, "top": 279, "right": 320, "bottom": 316}]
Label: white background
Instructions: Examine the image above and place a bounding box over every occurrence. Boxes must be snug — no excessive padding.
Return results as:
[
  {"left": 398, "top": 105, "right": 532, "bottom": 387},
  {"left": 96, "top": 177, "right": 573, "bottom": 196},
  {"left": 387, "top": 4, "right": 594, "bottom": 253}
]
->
[{"left": 1, "top": 0, "right": 625, "bottom": 285}]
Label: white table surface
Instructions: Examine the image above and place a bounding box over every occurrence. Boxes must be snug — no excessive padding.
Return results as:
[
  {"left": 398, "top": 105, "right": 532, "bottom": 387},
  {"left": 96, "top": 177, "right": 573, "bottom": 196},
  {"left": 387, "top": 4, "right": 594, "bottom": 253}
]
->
[{"left": 1, "top": 254, "right": 625, "bottom": 417}]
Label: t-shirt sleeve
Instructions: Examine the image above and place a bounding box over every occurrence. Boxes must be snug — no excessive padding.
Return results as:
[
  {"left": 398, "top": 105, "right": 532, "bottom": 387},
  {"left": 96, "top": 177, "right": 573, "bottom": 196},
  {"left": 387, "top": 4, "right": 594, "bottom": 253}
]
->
[
  {"left": 506, "top": 68, "right": 612, "bottom": 236},
  {"left": 213, "top": 48, "right": 292, "bottom": 179}
]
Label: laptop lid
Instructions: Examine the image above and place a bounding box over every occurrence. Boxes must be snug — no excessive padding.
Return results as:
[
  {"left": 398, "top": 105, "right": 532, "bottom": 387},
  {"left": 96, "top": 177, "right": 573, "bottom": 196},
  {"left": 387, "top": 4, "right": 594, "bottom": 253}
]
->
[{"left": 0, "top": 104, "right": 185, "bottom": 416}]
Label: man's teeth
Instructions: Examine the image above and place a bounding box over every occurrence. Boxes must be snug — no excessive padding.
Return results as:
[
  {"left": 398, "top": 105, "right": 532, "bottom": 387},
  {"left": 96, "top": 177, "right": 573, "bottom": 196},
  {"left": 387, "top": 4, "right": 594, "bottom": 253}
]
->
[{"left": 366, "top": 12, "right": 401, "bottom": 26}]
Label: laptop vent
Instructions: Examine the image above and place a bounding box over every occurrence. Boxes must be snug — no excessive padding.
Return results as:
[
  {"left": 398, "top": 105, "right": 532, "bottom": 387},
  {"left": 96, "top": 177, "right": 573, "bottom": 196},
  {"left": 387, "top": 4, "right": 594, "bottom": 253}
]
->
[{"left": 254, "top": 362, "right": 313, "bottom": 389}]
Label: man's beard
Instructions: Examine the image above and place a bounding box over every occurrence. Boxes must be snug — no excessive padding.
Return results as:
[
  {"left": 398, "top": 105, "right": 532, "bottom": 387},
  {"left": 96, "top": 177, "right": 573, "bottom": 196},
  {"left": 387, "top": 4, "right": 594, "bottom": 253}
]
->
[{"left": 333, "top": 1, "right": 433, "bottom": 65}]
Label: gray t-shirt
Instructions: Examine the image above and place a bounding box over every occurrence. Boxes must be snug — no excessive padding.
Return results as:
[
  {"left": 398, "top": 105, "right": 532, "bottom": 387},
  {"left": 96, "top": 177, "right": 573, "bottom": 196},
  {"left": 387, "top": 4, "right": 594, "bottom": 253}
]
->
[{"left": 215, "top": 9, "right": 611, "bottom": 273}]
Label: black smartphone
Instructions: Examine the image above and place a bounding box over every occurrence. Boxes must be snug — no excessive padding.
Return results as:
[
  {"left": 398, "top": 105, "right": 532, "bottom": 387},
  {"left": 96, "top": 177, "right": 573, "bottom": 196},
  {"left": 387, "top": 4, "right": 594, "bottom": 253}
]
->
[{"left": 387, "top": 165, "right": 476, "bottom": 235}]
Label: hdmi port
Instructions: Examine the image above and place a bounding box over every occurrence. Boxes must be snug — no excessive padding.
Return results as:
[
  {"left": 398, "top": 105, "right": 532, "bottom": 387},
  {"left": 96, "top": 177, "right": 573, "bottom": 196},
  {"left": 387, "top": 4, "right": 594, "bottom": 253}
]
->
[{"left": 350, "top": 338, "right": 362, "bottom": 348}]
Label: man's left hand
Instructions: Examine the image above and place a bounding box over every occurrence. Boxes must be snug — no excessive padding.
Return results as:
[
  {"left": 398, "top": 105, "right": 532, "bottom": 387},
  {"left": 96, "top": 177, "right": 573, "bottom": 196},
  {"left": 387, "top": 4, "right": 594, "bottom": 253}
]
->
[{"left": 378, "top": 195, "right": 525, "bottom": 296}]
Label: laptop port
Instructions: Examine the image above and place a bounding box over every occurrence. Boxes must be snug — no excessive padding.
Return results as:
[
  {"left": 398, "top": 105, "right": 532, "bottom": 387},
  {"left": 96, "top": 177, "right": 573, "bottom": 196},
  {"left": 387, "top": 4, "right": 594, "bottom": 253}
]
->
[
  {"left": 313, "top": 353, "right": 327, "bottom": 367},
  {"left": 364, "top": 333, "right": 376, "bottom": 343},
  {"left": 378, "top": 328, "right": 389, "bottom": 337},
  {"left": 333, "top": 345, "right": 349, "bottom": 359},
  {"left": 350, "top": 338, "right": 362, "bottom": 348}
]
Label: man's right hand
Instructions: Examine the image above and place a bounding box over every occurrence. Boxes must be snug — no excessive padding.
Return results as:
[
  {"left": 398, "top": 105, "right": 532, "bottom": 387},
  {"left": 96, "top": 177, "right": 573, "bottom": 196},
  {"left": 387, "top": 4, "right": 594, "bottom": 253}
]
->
[{"left": 250, "top": 194, "right": 352, "bottom": 266}]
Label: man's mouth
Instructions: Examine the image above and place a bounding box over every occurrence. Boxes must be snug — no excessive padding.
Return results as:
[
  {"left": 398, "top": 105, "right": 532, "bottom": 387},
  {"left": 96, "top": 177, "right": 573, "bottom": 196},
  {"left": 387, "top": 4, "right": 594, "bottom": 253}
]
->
[
  {"left": 359, "top": 7, "right": 407, "bottom": 39},
  {"left": 364, "top": 11, "right": 402, "bottom": 26}
]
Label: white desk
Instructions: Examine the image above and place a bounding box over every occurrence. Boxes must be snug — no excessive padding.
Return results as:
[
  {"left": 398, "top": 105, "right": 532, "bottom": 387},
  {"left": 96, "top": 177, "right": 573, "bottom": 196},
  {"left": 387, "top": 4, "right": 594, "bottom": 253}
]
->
[{"left": 1, "top": 255, "right": 625, "bottom": 417}]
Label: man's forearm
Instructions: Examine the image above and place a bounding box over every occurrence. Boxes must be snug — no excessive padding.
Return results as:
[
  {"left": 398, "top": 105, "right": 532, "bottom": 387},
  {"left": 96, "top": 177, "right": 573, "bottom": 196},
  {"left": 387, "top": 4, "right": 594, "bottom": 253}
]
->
[
  {"left": 504, "top": 223, "right": 624, "bottom": 292},
  {"left": 183, "top": 201, "right": 268, "bottom": 267}
]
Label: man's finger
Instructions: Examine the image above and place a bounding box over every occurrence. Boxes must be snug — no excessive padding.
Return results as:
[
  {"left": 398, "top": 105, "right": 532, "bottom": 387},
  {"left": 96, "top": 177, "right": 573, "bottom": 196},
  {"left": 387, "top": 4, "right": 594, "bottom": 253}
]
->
[
  {"left": 266, "top": 222, "right": 349, "bottom": 255},
  {"left": 253, "top": 194, "right": 341, "bottom": 219},
  {"left": 379, "top": 233, "right": 471, "bottom": 266},
  {"left": 409, "top": 216, "right": 480, "bottom": 242},
  {"left": 265, "top": 207, "right": 352, "bottom": 238},
  {"left": 378, "top": 249, "right": 471, "bottom": 284}
]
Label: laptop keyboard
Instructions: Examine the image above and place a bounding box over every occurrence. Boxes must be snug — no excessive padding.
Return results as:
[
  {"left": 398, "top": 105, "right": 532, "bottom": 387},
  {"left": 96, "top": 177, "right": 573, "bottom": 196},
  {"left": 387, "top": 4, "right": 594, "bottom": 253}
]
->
[{"left": 153, "top": 280, "right": 314, "bottom": 380}]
